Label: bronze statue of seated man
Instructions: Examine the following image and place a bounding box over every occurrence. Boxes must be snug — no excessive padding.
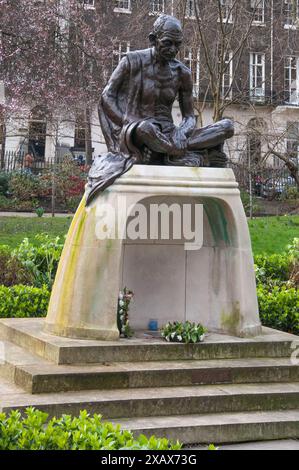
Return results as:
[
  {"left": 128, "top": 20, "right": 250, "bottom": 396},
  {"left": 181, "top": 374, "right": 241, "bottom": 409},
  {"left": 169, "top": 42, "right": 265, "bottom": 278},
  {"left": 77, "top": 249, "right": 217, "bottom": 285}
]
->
[{"left": 86, "top": 14, "right": 234, "bottom": 204}]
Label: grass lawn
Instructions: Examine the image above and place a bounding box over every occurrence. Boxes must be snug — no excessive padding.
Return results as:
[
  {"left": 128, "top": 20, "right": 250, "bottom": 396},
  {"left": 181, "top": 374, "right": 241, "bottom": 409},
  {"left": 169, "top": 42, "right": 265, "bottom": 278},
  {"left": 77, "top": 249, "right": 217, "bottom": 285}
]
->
[
  {"left": 0, "top": 216, "right": 73, "bottom": 248},
  {"left": 248, "top": 215, "right": 299, "bottom": 254},
  {"left": 0, "top": 214, "right": 298, "bottom": 254}
]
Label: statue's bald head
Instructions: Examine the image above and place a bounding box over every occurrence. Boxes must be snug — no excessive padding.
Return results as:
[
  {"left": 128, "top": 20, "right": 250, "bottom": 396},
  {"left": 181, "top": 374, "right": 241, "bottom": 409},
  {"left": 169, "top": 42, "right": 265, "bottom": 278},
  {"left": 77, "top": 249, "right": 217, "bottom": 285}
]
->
[{"left": 149, "top": 15, "right": 183, "bottom": 45}]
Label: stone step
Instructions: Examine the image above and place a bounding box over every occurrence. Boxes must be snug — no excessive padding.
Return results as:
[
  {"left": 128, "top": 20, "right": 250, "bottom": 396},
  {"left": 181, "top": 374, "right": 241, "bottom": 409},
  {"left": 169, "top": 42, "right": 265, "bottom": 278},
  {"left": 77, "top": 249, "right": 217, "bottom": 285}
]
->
[
  {"left": 1, "top": 380, "right": 299, "bottom": 420},
  {"left": 2, "top": 340, "right": 299, "bottom": 394},
  {"left": 0, "top": 318, "right": 297, "bottom": 365},
  {"left": 11, "top": 357, "right": 299, "bottom": 394},
  {"left": 112, "top": 410, "right": 299, "bottom": 444}
]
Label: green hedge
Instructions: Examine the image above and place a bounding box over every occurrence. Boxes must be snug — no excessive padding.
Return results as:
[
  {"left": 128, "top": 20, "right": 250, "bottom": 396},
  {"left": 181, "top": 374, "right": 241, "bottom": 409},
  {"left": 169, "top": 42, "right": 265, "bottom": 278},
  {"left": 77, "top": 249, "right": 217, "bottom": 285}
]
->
[
  {"left": 257, "top": 284, "right": 299, "bottom": 335},
  {"left": 0, "top": 285, "right": 50, "bottom": 318},
  {"left": 0, "top": 408, "right": 181, "bottom": 450},
  {"left": 254, "top": 253, "right": 291, "bottom": 284},
  {"left": 0, "top": 245, "right": 33, "bottom": 287}
]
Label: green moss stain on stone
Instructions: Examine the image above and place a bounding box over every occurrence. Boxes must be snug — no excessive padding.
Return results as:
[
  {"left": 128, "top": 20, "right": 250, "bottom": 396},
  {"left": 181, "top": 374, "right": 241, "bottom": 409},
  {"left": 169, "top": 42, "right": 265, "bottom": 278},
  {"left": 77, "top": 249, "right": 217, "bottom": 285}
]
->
[
  {"left": 221, "top": 302, "right": 241, "bottom": 335},
  {"left": 203, "top": 199, "right": 231, "bottom": 246},
  {"left": 47, "top": 197, "right": 87, "bottom": 326}
]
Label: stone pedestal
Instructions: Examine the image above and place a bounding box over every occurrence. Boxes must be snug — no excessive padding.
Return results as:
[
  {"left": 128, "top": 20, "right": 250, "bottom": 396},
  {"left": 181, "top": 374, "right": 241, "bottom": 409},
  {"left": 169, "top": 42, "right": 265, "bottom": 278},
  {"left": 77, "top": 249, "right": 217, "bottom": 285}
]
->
[{"left": 45, "top": 166, "right": 261, "bottom": 340}]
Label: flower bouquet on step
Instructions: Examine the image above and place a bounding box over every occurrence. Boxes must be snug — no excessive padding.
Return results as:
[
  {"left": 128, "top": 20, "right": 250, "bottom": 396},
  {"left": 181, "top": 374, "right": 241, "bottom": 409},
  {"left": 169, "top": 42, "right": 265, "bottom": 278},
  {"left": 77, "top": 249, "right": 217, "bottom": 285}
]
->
[
  {"left": 161, "top": 321, "right": 207, "bottom": 344},
  {"left": 117, "top": 287, "right": 134, "bottom": 338}
]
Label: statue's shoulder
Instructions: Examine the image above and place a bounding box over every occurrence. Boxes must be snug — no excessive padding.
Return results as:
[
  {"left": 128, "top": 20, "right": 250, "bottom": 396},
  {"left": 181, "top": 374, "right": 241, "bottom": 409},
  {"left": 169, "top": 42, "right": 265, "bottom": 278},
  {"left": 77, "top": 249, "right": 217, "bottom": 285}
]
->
[
  {"left": 171, "top": 59, "right": 192, "bottom": 76},
  {"left": 126, "top": 48, "right": 152, "bottom": 67}
]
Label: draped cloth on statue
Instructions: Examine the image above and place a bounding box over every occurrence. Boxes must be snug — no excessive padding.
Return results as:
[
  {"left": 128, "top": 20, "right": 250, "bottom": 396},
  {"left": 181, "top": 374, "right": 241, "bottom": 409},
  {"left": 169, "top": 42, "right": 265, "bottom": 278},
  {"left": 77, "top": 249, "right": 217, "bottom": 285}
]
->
[{"left": 86, "top": 49, "right": 159, "bottom": 205}]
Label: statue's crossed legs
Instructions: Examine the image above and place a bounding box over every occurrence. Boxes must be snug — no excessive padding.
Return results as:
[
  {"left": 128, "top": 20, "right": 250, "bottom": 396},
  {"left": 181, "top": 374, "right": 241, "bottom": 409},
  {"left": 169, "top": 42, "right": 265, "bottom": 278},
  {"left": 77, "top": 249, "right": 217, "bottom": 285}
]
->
[{"left": 133, "top": 118, "right": 234, "bottom": 167}]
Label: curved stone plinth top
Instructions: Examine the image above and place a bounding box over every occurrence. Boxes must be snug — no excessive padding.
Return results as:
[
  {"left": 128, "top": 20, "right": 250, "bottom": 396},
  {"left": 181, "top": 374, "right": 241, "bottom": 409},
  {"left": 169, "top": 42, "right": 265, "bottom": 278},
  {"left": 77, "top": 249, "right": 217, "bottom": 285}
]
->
[
  {"left": 86, "top": 166, "right": 240, "bottom": 205},
  {"left": 113, "top": 165, "right": 238, "bottom": 188}
]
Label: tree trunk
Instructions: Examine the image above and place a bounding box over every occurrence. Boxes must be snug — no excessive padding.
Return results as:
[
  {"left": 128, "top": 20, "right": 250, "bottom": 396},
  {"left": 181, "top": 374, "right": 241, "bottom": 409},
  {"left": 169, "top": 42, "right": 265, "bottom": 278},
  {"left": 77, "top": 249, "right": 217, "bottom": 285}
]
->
[
  {"left": 0, "top": 122, "right": 6, "bottom": 170},
  {"left": 270, "top": 148, "right": 299, "bottom": 189},
  {"left": 85, "top": 107, "right": 93, "bottom": 166}
]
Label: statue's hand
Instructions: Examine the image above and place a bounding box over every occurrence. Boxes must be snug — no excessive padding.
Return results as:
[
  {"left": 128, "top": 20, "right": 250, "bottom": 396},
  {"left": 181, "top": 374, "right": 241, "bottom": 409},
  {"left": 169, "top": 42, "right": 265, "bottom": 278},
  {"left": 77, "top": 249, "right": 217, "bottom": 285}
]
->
[{"left": 172, "top": 127, "right": 188, "bottom": 153}]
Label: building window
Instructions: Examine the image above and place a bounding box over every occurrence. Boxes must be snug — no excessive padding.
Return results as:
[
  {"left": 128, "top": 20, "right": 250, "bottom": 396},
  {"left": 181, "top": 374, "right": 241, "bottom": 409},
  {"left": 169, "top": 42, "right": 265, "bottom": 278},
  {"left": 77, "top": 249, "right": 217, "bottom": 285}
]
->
[
  {"left": 249, "top": 53, "right": 265, "bottom": 102},
  {"left": 112, "top": 41, "right": 130, "bottom": 71},
  {"left": 184, "top": 47, "right": 200, "bottom": 97},
  {"left": 221, "top": 51, "right": 233, "bottom": 99},
  {"left": 251, "top": 0, "right": 265, "bottom": 23},
  {"left": 114, "top": 0, "right": 131, "bottom": 13},
  {"left": 219, "top": 0, "right": 233, "bottom": 23},
  {"left": 28, "top": 107, "right": 47, "bottom": 160},
  {"left": 150, "top": 0, "right": 165, "bottom": 15},
  {"left": 286, "top": 122, "right": 299, "bottom": 165},
  {"left": 185, "top": 0, "right": 195, "bottom": 18},
  {"left": 83, "top": 0, "right": 95, "bottom": 9},
  {"left": 284, "top": 0, "right": 299, "bottom": 28},
  {"left": 284, "top": 56, "right": 299, "bottom": 104},
  {"left": 74, "top": 116, "right": 86, "bottom": 150}
]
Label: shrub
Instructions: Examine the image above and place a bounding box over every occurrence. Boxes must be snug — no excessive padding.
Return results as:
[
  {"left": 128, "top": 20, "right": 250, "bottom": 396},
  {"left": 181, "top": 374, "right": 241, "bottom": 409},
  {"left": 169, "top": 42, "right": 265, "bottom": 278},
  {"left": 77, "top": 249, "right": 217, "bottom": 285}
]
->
[
  {"left": 254, "top": 253, "right": 290, "bottom": 285},
  {"left": 0, "top": 246, "right": 33, "bottom": 286},
  {"left": 8, "top": 172, "right": 44, "bottom": 201},
  {"left": 0, "top": 408, "right": 182, "bottom": 450},
  {"left": 13, "top": 234, "right": 64, "bottom": 289},
  {"left": 280, "top": 186, "right": 299, "bottom": 201},
  {"left": 35, "top": 207, "right": 45, "bottom": 218},
  {"left": 287, "top": 238, "right": 299, "bottom": 287},
  {"left": 240, "top": 190, "right": 259, "bottom": 216},
  {"left": 0, "top": 195, "right": 15, "bottom": 210},
  {"left": 161, "top": 321, "right": 207, "bottom": 343},
  {"left": 0, "top": 285, "right": 50, "bottom": 318},
  {"left": 65, "top": 195, "right": 82, "bottom": 213},
  {"left": 257, "top": 284, "right": 299, "bottom": 335},
  {"left": 0, "top": 172, "right": 10, "bottom": 196},
  {"left": 40, "top": 157, "right": 86, "bottom": 206}
]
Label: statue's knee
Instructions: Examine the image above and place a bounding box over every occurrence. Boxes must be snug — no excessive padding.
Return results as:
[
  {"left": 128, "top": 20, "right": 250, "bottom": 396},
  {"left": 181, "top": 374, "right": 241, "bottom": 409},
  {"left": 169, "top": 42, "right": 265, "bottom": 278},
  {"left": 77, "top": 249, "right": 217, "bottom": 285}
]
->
[
  {"left": 136, "top": 121, "right": 154, "bottom": 138},
  {"left": 221, "top": 119, "right": 234, "bottom": 138}
]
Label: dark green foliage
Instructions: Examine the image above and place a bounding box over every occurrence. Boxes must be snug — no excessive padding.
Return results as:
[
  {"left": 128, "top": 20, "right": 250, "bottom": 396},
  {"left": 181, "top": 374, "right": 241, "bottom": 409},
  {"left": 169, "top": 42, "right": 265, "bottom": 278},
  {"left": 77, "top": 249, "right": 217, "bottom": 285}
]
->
[
  {"left": 0, "top": 285, "right": 50, "bottom": 318},
  {"left": 13, "top": 234, "right": 64, "bottom": 289},
  {"left": 161, "top": 321, "right": 207, "bottom": 343},
  {"left": 117, "top": 287, "right": 134, "bottom": 338},
  {"left": 254, "top": 253, "right": 290, "bottom": 284},
  {"left": 257, "top": 285, "right": 299, "bottom": 335},
  {"left": 0, "top": 172, "right": 10, "bottom": 196},
  {"left": 0, "top": 245, "right": 33, "bottom": 286},
  {"left": 0, "top": 408, "right": 182, "bottom": 450},
  {"left": 255, "top": 238, "right": 299, "bottom": 335}
]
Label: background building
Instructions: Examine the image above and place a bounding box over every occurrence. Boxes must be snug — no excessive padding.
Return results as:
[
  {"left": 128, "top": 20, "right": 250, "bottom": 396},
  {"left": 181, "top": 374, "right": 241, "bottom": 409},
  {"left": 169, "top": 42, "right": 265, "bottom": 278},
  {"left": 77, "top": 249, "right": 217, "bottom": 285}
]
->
[{"left": 0, "top": 1, "right": 298, "bottom": 189}]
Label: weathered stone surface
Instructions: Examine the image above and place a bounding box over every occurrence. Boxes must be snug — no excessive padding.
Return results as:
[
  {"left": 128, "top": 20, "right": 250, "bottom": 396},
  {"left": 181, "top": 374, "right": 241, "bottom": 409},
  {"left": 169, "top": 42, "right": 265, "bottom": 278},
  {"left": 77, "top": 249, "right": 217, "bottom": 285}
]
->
[
  {"left": 1, "top": 378, "right": 299, "bottom": 420},
  {"left": 111, "top": 410, "right": 299, "bottom": 444},
  {"left": 0, "top": 319, "right": 296, "bottom": 365},
  {"left": 45, "top": 166, "right": 261, "bottom": 339},
  {"left": 1, "top": 322, "right": 299, "bottom": 444}
]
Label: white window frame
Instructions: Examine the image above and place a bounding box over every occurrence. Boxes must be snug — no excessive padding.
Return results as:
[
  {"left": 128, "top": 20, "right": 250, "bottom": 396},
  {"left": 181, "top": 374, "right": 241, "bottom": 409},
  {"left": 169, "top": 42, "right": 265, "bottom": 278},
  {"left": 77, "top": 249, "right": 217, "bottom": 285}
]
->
[
  {"left": 251, "top": 0, "right": 265, "bottom": 24},
  {"left": 184, "top": 47, "right": 200, "bottom": 97},
  {"left": 114, "top": 0, "right": 132, "bottom": 14},
  {"left": 284, "top": 0, "right": 299, "bottom": 29},
  {"left": 284, "top": 56, "right": 299, "bottom": 105},
  {"left": 221, "top": 51, "right": 233, "bottom": 100},
  {"left": 83, "top": 0, "right": 95, "bottom": 10},
  {"left": 112, "top": 41, "right": 130, "bottom": 70},
  {"left": 219, "top": 0, "right": 233, "bottom": 23},
  {"left": 286, "top": 122, "right": 299, "bottom": 165},
  {"left": 149, "top": 0, "right": 165, "bottom": 16},
  {"left": 249, "top": 52, "right": 265, "bottom": 102},
  {"left": 185, "top": 0, "right": 196, "bottom": 19}
]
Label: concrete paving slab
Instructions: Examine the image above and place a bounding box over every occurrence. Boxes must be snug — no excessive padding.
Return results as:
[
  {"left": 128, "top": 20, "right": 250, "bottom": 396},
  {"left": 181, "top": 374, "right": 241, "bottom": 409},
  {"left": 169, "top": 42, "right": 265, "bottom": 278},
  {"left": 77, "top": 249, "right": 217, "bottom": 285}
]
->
[{"left": 218, "top": 439, "right": 299, "bottom": 450}]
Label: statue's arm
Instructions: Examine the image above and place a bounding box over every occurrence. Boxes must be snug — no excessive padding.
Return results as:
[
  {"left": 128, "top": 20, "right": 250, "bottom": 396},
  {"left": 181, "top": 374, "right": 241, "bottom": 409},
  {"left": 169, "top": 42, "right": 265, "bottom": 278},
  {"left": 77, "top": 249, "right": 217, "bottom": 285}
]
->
[
  {"left": 178, "top": 67, "right": 196, "bottom": 136},
  {"left": 101, "top": 57, "right": 130, "bottom": 127}
]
